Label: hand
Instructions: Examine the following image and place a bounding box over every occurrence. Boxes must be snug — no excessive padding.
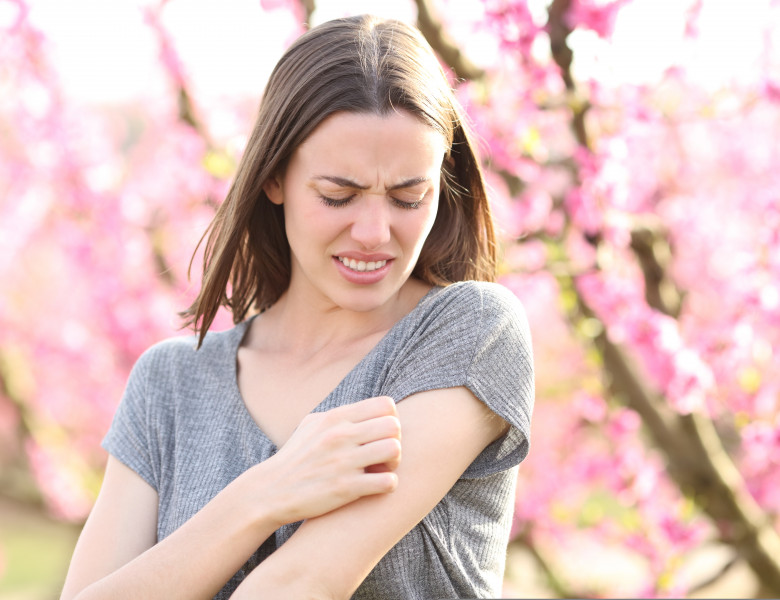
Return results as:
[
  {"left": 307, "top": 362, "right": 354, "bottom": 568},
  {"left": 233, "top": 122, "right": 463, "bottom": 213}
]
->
[{"left": 247, "top": 396, "right": 402, "bottom": 528}]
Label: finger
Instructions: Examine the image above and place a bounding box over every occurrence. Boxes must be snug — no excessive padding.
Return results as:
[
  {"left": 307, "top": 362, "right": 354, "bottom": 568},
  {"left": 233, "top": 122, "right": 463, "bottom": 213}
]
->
[
  {"left": 349, "top": 471, "right": 399, "bottom": 497},
  {"left": 328, "top": 396, "right": 397, "bottom": 424},
  {"left": 365, "top": 455, "right": 401, "bottom": 473},
  {"left": 352, "top": 437, "right": 402, "bottom": 471},
  {"left": 381, "top": 452, "right": 401, "bottom": 472},
  {"left": 350, "top": 415, "right": 402, "bottom": 446}
]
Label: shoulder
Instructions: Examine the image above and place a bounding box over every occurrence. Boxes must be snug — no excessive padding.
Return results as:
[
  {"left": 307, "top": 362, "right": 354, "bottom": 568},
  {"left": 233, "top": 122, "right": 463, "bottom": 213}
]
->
[
  {"left": 131, "top": 335, "right": 198, "bottom": 377},
  {"left": 422, "top": 281, "right": 529, "bottom": 331},
  {"left": 131, "top": 322, "right": 249, "bottom": 380},
  {"left": 388, "top": 281, "right": 531, "bottom": 366}
]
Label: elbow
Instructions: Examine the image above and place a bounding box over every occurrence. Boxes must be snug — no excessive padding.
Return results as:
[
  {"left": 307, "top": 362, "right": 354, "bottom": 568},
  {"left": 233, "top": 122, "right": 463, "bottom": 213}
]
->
[
  {"left": 60, "top": 579, "right": 112, "bottom": 600},
  {"left": 61, "top": 589, "right": 96, "bottom": 600}
]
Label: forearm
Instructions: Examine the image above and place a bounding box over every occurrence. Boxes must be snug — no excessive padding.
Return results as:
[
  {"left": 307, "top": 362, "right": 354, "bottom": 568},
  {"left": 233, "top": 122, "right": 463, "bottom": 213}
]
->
[
  {"left": 233, "top": 387, "right": 507, "bottom": 600},
  {"left": 231, "top": 492, "right": 409, "bottom": 600},
  {"left": 233, "top": 388, "right": 506, "bottom": 600},
  {"left": 69, "top": 468, "right": 277, "bottom": 600},
  {"left": 232, "top": 563, "right": 336, "bottom": 600},
  {"left": 64, "top": 396, "right": 403, "bottom": 600}
]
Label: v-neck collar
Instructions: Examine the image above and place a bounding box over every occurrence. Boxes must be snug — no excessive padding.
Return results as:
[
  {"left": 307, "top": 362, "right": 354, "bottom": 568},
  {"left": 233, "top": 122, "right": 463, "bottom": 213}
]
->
[{"left": 227, "top": 285, "right": 442, "bottom": 450}]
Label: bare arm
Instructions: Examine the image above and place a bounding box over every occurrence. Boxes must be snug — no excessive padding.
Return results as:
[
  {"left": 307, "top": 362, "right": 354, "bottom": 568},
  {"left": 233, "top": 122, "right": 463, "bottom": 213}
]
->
[
  {"left": 233, "top": 386, "right": 510, "bottom": 599},
  {"left": 60, "top": 396, "right": 402, "bottom": 600},
  {"left": 60, "top": 455, "right": 271, "bottom": 600}
]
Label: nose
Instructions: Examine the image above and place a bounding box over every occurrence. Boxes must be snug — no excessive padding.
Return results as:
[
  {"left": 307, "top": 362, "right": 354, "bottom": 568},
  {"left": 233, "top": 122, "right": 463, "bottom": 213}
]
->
[{"left": 350, "top": 197, "right": 391, "bottom": 250}]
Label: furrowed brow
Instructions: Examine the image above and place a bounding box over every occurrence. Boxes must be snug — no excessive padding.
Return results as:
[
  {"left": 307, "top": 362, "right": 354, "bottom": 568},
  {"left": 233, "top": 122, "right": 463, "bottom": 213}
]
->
[
  {"left": 312, "top": 176, "right": 369, "bottom": 189},
  {"left": 312, "top": 175, "right": 431, "bottom": 191},
  {"left": 388, "top": 176, "right": 431, "bottom": 191}
]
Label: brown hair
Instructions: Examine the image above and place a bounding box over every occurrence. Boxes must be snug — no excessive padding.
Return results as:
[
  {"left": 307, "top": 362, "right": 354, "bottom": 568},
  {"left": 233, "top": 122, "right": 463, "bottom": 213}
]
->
[{"left": 182, "top": 14, "right": 497, "bottom": 346}]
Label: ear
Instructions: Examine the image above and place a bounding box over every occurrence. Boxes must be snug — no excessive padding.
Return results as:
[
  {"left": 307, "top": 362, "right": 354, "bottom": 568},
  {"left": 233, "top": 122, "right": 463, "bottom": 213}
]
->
[{"left": 263, "top": 175, "right": 284, "bottom": 205}]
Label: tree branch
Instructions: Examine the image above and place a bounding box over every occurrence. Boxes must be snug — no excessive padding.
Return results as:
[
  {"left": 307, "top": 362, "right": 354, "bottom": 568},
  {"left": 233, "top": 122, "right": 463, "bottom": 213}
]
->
[
  {"left": 547, "top": 0, "right": 590, "bottom": 148},
  {"left": 686, "top": 552, "right": 740, "bottom": 596},
  {"left": 412, "top": 0, "right": 485, "bottom": 82},
  {"left": 512, "top": 529, "right": 590, "bottom": 599},
  {"left": 629, "top": 225, "right": 682, "bottom": 318},
  {"left": 297, "top": 0, "right": 315, "bottom": 29},
  {"left": 0, "top": 353, "right": 45, "bottom": 509},
  {"left": 545, "top": 1, "right": 780, "bottom": 594},
  {"left": 588, "top": 307, "right": 780, "bottom": 593}
]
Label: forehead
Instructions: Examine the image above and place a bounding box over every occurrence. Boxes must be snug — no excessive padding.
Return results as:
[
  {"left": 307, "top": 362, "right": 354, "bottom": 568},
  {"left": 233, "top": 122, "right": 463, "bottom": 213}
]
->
[{"left": 290, "top": 111, "right": 447, "bottom": 183}]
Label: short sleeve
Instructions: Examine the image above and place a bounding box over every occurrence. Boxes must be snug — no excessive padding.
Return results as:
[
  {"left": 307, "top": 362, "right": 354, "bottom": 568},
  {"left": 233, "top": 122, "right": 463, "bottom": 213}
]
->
[
  {"left": 101, "top": 347, "right": 160, "bottom": 490},
  {"left": 382, "top": 282, "right": 534, "bottom": 478}
]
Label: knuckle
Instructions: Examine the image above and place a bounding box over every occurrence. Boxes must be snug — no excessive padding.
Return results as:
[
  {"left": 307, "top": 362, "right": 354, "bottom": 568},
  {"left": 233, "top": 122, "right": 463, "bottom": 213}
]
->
[
  {"left": 385, "top": 415, "right": 402, "bottom": 438},
  {"left": 333, "top": 475, "right": 356, "bottom": 500},
  {"left": 320, "top": 410, "right": 341, "bottom": 427},
  {"left": 377, "top": 437, "right": 401, "bottom": 459},
  {"left": 385, "top": 473, "right": 399, "bottom": 491},
  {"left": 301, "top": 411, "right": 327, "bottom": 431},
  {"left": 375, "top": 472, "right": 398, "bottom": 493},
  {"left": 299, "top": 413, "right": 316, "bottom": 427},
  {"left": 378, "top": 395, "right": 396, "bottom": 413},
  {"left": 388, "top": 438, "right": 402, "bottom": 457},
  {"left": 366, "top": 395, "right": 395, "bottom": 414},
  {"left": 321, "top": 424, "right": 349, "bottom": 447}
]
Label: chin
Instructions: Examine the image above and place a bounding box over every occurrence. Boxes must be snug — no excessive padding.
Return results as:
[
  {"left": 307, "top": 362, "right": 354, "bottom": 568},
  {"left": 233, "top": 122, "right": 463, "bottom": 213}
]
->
[
  {"left": 333, "top": 294, "right": 392, "bottom": 314},
  {"left": 328, "top": 283, "right": 402, "bottom": 312}
]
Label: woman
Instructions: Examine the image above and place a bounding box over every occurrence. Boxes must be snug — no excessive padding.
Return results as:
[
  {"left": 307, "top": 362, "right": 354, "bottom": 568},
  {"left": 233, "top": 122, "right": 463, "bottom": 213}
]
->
[{"left": 61, "top": 14, "right": 534, "bottom": 600}]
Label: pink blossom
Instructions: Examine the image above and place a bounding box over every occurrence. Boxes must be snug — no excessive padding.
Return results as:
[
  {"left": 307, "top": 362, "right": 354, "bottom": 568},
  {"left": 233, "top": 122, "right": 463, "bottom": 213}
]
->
[
  {"left": 25, "top": 440, "right": 94, "bottom": 521},
  {"left": 684, "top": 0, "right": 704, "bottom": 38},
  {"left": 259, "top": 0, "right": 291, "bottom": 9},
  {"left": 574, "top": 392, "right": 608, "bottom": 423},
  {"left": 565, "top": 0, "right": 631, "bottom": 39},
  {"left": 514, "top": 187, "right": 554, "bottom": 235},
  {"left": 565, "top": 187, "right": 603, "bottom": 234},
  {"left": 3, "top": 1, "right": 780, "bottom": 595},
  {"left": 0, "top": 0, "right": 28, "bottom": 33},
  {"left": 764, "top": 80, "right": 780, "bottom": 103},
  {"left": 142, "top": 5, "right": 188, "bottom": 88},
  {"left": 502, "top": 239, "right": 548, "bottom": 272},
  {"left": 482, "top": 0, "right": 542, "bottom": 56},
  {"left": 607, "top": 408, "right": 641, "bottom": 439}
]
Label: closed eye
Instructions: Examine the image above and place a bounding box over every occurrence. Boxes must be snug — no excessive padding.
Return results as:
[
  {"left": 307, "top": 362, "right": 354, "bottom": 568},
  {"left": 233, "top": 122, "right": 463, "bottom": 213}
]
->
[
  {"left": 392, "top": 198, "right": 422, "bottom": 210},
  {"left": 318, "top": 194, "right": 354, "bottom": 208},
  {"left": 319, "top": 195, "right": 422, "bottom": 210}
]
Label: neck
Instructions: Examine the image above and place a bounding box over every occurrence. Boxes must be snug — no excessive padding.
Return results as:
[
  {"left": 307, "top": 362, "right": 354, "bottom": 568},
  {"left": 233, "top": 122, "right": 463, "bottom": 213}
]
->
[{"left": 246, "top": 278, "right": 432, "bottom": 355}]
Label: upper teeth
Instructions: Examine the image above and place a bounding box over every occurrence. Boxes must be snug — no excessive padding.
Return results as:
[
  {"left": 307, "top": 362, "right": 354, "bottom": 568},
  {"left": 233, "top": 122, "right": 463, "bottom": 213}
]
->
[{"left": 338, "top": 257, "right": 387, "bottom": 272}]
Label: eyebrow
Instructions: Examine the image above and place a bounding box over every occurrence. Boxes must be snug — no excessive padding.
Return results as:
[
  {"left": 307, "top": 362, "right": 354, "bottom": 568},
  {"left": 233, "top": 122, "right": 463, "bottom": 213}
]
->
[{"left": 312, "top": 175, "right": 431, "bottom": 191}]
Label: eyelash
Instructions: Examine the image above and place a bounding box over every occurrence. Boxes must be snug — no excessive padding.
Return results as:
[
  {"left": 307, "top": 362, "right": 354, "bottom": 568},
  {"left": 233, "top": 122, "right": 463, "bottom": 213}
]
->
[{"left": 318, "top": 195, "right": 421, "bottom": 210}]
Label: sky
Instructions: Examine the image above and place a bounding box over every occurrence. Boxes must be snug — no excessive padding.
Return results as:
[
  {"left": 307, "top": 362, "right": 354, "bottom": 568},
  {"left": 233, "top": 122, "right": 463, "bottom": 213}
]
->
[{"left": 13, "top": 0, "right": 779, "bottom": 105}]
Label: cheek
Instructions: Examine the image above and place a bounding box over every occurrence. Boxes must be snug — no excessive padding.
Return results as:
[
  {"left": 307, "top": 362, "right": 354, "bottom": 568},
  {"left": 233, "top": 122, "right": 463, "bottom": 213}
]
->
[
  {"left": 400, "top": 203, "right": 439, "bottom": 256},
  {"left": 284, "top": 198, "right": 326, "bottom": 238}
]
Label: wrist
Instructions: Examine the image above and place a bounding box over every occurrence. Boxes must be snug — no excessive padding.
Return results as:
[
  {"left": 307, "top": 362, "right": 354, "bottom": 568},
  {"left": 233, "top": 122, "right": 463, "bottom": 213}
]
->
[{"left": 222, "top": 463, "right": 283, "bottom": 540}]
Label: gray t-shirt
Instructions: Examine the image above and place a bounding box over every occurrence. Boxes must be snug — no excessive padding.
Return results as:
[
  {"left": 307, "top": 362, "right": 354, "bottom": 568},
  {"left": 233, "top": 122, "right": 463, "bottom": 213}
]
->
[{"left": 103, "top": 280, "right": 534, "bottom": 599}]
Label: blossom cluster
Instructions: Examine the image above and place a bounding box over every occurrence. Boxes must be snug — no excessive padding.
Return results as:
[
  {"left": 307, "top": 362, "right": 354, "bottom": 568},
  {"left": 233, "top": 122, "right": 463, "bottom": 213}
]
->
[{"left": 2, "top": 0, "right": 779, "bottom": 596}]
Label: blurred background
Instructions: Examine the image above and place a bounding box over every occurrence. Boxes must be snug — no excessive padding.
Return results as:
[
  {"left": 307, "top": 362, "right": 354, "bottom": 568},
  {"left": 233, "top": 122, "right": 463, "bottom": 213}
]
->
[{"left": 1, "top": 0, "right": 779, "bottom": 597}]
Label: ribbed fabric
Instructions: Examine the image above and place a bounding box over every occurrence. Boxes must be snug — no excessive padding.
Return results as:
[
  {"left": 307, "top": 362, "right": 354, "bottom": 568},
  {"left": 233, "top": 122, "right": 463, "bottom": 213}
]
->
[{"left": 102, "top": 280, "right": 534, "bottom": 599}]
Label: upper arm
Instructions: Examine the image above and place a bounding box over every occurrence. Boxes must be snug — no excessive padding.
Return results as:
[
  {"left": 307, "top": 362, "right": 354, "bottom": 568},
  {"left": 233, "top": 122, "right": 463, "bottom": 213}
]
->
[
  {"left": 236, "top": 386, "right": 508, "bottom": 599},
  {"left": 60, "top": 456, "right": 158, "bottom": 600}
]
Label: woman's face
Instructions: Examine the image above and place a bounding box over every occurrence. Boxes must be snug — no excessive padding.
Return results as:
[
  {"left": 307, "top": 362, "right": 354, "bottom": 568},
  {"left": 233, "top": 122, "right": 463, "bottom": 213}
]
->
[{"left": 264, "top": 110, "right": 446, "bottom": 314}]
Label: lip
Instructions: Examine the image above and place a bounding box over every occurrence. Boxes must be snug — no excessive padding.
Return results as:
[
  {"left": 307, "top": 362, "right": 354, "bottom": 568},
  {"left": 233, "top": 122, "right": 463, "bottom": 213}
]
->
[
  {"left": 333, "top": 256, "right": 393, "bottom": 284},
  {"left": 334, "top": 252, "right": 394, "bottom": 262}
]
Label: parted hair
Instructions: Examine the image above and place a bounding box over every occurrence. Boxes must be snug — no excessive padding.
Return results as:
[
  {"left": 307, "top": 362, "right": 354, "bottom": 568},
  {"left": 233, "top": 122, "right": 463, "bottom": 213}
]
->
[{"left": 182, "top": 14, "right": 498, "bottom": 346}]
